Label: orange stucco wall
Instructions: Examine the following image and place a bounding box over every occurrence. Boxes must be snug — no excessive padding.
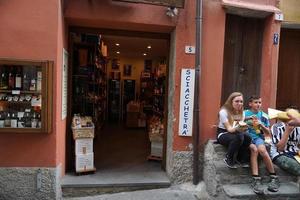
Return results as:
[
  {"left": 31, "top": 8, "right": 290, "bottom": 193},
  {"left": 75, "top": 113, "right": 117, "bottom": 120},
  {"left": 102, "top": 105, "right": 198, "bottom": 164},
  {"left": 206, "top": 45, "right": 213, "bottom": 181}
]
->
[
  {"left": 260, "top": 15, "right": 281, "bottom": 110},
  {"left": 0, "top": 0, "right": 281, "bottom": 169},
  {"left": 0, "top": 0, "right": 66, "bottom": 168}
]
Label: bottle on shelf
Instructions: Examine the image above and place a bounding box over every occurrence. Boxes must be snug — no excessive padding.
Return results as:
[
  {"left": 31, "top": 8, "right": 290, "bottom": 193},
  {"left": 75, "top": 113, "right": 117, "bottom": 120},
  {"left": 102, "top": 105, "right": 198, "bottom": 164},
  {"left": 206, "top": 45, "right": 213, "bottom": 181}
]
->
[
  {"left": 31, "top": 112, "right": 38, "bottom": 128},
  {"left": 36, "top": 71, "right": 42, "bottom": 91},
  {"left": 18, "top": 113, "right": 25, "bottom": 128},
  {"left": 23, "top": 111, "right": 32, "bottom": 128},
  {"left": 10, "top": 112, "right": 18, "bottom": 128},
  {"left": 29, "top": 76, "right": 36, "bottom": 91},
  {"left": 0, "top": 69, "right": 8, "bottom": 90},
  {"left": 23, "top": 73, "right": 30, "bottom": 91},
  {"left": 15, "top": 66, "right": 22, "bottom": 90},
  {"left": 8, "top": 68, "right": 15, "bottom": 90},
  {"left": 4, "top": 112, "right": 11, "bottom": 127},
  {"left": 0, "top": 111, "right": 5, "bottom": 128}
]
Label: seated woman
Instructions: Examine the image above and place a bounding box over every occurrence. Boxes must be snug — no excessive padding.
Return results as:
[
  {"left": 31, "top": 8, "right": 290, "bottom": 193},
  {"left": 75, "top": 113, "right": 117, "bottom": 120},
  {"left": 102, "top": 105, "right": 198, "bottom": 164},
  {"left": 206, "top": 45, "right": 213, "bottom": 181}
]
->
[{"left": 216, "top": 92, "right": 251, "bottom": 169}]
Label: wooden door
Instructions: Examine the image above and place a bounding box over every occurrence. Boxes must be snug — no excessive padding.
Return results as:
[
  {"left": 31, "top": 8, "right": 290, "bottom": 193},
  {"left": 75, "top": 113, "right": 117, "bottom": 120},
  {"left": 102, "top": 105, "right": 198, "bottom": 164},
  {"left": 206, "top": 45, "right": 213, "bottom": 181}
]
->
[
  {"left": 221, "top": 14, "right": 263, "bottom": 105},
  {"left": 276, "top": 29, "right": 300, "bottom": 110}
]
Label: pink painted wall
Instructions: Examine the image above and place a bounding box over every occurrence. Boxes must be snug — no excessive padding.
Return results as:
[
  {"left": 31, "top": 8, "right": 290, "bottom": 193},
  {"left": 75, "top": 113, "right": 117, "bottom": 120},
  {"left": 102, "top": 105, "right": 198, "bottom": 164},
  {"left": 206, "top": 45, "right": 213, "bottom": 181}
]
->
[
  {"left": 0, "top": 0, "right": 66, "bottom": 168},
  {"left": 260, "top": 15, "right": 281, "bottom": 110},
  {"left": 0, "top": 0, "right": 281, "bottom": 170},
  {"left": 56, "top": 0, "right": 68, "bottom": 175},
  {"left": 64, "top": 0, "right": 176, "bottom": 32}
]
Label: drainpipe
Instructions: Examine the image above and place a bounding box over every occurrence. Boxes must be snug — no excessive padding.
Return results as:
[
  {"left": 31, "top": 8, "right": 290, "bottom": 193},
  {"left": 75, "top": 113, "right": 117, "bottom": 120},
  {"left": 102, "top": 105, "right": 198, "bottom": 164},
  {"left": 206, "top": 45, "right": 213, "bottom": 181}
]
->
[{"left": 193, "top": 0, "right": 203, "bottom": 185}]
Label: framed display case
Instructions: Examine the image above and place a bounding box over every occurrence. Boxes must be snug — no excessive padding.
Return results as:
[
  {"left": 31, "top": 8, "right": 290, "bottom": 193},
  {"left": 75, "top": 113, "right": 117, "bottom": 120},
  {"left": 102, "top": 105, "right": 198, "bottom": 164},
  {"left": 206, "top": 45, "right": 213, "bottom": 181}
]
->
[{"left": 0, "top": 58, "right": 53, "bottom": 133}]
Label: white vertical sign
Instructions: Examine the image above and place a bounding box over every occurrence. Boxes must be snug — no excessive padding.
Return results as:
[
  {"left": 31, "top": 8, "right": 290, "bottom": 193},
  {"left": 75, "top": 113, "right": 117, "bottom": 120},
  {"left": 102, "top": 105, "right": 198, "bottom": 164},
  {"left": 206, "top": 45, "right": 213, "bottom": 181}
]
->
[
  {"left": 62, "top": 48, "right": 68, "bottom": 120},
  {"left": 178, "top": 69, "right": 195, "bottom": 136}
]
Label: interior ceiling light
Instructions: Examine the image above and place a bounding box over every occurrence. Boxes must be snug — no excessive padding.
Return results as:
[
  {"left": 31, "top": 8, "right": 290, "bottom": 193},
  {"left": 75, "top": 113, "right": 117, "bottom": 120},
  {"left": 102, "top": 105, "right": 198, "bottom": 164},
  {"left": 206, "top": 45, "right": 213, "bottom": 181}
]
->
[
  {"left": 147, "top": 45, "right": 151, "bottom": 49},
  {"left": 143, "top": 53, "right": 147, "bottom": 56},
  {"left": 116, "top": 51, "right": 120, "bottom": 54},
  {"left": 115, "top": 43, "right": 120, "bottom": 46}
]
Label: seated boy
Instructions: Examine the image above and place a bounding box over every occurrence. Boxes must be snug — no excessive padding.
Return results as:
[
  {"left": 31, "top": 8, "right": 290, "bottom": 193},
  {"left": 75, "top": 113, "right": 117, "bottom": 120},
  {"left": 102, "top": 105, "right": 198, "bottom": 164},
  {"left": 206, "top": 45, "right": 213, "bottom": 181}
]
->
[
  {"left": 244, "top": 95, "right": 279, "bottom": 194},
  {"left": 270, "top": 110, "right": 300, "bottom": 176}
]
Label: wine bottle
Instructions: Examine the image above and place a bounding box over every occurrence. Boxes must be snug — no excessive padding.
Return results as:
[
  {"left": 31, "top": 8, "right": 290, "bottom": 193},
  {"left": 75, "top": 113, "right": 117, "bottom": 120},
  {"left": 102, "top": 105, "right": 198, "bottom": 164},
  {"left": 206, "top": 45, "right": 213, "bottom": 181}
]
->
[
  {"left": 8, "top": 68, "right": 15, "bottom": 90},
  {"left": 0, "top": 70, "right": 8, "bottom": 90},
  {"left": 15, "top": 67, "right": 22, "bottom": 90},
  {"left": 23, "top": 73, "right": 30, "bottom": 91}
]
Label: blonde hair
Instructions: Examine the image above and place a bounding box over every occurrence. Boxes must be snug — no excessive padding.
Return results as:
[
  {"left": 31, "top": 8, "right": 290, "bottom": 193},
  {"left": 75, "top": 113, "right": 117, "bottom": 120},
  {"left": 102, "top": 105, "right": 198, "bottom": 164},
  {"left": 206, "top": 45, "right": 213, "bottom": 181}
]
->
[{"left": 221, "top": 92, "right": 244, "bottom": 125}]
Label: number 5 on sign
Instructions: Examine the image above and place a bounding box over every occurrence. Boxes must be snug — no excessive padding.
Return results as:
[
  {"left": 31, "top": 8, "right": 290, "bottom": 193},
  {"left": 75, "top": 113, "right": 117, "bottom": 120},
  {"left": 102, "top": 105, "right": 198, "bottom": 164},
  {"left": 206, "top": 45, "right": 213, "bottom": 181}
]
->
[{"left": 185, "top": 46, "right": 195, "bottom": 54}]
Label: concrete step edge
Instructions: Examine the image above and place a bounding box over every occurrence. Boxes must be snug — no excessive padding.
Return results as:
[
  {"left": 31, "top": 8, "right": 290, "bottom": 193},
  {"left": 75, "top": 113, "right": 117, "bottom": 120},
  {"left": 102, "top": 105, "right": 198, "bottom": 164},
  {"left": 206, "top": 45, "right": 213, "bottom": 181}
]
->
[{"left": 223, "top": 182, "right": 300, "bottom": 198}]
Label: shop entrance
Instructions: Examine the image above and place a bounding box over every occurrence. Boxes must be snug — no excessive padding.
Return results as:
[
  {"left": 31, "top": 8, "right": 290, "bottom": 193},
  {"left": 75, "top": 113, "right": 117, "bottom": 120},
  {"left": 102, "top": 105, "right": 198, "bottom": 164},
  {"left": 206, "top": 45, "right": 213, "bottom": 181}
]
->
[
  {"left": 221, "top": 14, "right": 263, "bottom": 104},
  {"left": 276, "top": 28, "right": 300, "bottom": 110},
  {"left": 66, "top": 29, "right": 170, "bottom": 176}
]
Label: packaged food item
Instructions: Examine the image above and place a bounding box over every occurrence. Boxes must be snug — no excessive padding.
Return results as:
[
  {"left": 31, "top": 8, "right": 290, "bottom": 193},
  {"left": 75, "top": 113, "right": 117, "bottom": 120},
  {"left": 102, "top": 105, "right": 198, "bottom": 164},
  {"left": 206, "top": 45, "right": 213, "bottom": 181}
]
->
[{"left": 72, "top": 114, "right": 81, "bottom": 128}]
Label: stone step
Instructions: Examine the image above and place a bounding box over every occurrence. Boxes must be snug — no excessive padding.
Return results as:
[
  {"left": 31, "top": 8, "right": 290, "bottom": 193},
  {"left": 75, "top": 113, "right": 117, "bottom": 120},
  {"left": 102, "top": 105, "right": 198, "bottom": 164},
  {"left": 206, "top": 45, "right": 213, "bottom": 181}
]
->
[
  {"left": 204, "top": 140, "right": 300, "bottom": 198},
  {"left": 214, "top": 160, "right": 298, "bottom": 184},
  {"left": 223, "top": 182, "right": 300, "bottom": 200},
  {"left": 62, "top": 181, "right": 171, "bottom": 198}
]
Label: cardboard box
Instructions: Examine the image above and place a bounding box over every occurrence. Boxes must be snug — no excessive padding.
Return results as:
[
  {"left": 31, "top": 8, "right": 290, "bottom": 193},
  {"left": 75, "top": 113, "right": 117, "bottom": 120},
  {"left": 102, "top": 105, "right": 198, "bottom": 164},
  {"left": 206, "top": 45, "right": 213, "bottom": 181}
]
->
[
  {"left": 75, "top": 153, "right": 94, "bottom": 172},
  {"left": 126, "top": 112, "right": 139, "bottom": 127},
  {"left": 75, "top": 138, "right": 93, "bottom": 155},
  {"left": 127, "top": 102, "right": 140, "bottom": 112},
  {"left": 150, "top": 141, "right": 163, "bottom": 157}
]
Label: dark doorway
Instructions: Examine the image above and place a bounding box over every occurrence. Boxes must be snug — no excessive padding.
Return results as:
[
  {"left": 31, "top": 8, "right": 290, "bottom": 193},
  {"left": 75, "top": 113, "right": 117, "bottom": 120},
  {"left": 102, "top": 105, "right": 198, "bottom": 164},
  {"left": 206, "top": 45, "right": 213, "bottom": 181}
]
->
[
  {"left": 276, "top": 29, "right": 300, "bottom": 110},
  {"left": 221, "top": 14, "right": 264, "bottom": 104}
]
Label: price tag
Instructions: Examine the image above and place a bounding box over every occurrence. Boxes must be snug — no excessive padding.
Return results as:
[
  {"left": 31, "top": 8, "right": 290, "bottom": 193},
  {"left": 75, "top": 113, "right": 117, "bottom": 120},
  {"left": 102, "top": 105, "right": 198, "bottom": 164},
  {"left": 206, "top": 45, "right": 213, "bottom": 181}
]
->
[{"left": 12, "top": 90, "right": 20, "bottom": 95}]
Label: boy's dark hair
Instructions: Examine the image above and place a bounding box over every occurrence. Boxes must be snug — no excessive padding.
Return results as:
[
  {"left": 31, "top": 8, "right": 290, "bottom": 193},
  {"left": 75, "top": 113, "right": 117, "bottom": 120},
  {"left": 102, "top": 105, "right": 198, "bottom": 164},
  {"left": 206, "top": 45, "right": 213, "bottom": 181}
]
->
[{"left": 248, "top": 95, "right": 261, "bottom": 103}]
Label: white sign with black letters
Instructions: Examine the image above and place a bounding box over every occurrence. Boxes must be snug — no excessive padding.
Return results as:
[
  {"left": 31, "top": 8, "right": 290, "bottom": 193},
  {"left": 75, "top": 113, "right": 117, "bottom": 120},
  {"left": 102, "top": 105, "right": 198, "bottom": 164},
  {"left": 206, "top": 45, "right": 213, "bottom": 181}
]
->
[
  {"left": 62, "top": 48, "right": 68, "bottom": 120},
  {"left": 178, "top": 69, "right": 195, "bottom": 136}
]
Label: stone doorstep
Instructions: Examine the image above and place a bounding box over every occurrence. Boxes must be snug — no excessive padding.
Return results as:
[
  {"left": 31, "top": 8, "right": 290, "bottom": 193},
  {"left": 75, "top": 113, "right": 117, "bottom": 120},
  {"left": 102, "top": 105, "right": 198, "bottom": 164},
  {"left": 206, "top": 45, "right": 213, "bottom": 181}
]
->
[
  {"left": 223, "top": 182, "right": 300, "bottom": 199},
  {"left": 62, "top": 182, "right": 171, "bottom": 198}
]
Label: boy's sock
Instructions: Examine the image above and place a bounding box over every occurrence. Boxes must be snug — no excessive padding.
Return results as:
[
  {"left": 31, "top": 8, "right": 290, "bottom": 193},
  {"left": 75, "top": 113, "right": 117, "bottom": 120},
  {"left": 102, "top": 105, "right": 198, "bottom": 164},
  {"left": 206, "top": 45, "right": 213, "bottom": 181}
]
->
[
  {"left": 269, "top": 172, "right": 277, "bottom": 176},
  {"left": 252, "top": 174, "right": 260, "bottom": 178}
]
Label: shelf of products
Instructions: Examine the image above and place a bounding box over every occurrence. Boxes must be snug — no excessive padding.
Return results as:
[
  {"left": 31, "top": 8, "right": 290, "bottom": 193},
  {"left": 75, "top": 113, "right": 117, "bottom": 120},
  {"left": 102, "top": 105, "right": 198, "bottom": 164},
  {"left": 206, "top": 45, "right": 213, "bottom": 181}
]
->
[
  {"left": 0, "top": 59, "right": 53, "bottom": 133},
  {"left": 140, "top": 72, "right": 153, "bottom": 114},
  {"left": 71, "top": 34, "right": 107, "bottom": 130},
  {"left": 108, "top": 78, "right": 121, "bottom": 122},
  {"left": 152, "top": 75, "right": 166, "bottom": 118},
  {"left": 122, "top": 79, "right": 135, "bottom": 121}
]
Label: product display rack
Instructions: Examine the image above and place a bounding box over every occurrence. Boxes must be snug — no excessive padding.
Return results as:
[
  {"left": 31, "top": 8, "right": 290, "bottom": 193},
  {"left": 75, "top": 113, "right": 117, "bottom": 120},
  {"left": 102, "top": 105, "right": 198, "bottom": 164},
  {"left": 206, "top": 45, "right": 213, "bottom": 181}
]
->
[
  {"left": 108, "top": 78, "right": 121, "bottom": 122},
  {"left": 71, "top": 35, "right": 107, "bottom": 131},
  {"left": 152, "top": 75, "right": 166, "bottom": 118},
  {"left": 0, "top": 59, "right": 53, "bottom": 133},
  {"left": 140, "top": 72, "right": 153, "bottom": 114}
]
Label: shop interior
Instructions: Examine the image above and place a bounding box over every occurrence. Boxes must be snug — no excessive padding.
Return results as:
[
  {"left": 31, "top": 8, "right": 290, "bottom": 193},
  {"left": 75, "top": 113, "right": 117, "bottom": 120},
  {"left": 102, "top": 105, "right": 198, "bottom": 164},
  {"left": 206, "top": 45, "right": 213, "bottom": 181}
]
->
[{"left": 67, "top": 30, "right": 170, "bottom": 175}]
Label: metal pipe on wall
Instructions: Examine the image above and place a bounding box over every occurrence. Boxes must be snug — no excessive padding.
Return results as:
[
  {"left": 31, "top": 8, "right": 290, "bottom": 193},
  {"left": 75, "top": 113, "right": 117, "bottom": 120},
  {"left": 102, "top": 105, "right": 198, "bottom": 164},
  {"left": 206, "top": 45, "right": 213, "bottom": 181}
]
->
[{"left": 193, "top": 0, "right": 203, "bottom": 185}]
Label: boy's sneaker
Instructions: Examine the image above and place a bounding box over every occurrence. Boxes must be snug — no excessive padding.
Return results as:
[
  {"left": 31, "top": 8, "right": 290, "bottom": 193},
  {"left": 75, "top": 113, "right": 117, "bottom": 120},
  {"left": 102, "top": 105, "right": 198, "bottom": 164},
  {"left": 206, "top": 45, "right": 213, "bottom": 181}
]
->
[
  {"left": 251, "top": 177, "right": 264, "bottom": 195},
  {"left": 223, "top": 157, "right": 237, "bottom": 169},
  {"left": 268, "top": 175, "right": 280, "bottom": 192}
]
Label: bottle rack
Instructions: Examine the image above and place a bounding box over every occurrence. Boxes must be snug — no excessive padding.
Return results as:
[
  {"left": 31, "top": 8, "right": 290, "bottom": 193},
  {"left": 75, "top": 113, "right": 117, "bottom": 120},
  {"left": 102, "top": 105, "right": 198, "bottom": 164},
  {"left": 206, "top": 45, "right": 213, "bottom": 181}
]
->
[
  {"left": 0, "top": 59, "right": 53, "bottom": 133},
  {"left": 152, "top": 75, "right": 166, "bottom": 118},
  {"left": 71, "top": 34, "right": 107, "bottom": 130}
]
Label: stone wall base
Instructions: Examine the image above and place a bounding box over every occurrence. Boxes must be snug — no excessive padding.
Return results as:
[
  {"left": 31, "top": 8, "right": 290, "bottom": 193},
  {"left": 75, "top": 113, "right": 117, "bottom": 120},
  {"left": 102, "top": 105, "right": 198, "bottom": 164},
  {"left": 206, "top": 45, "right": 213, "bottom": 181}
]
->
[{"left": 0, "top": 166, "right": 61, "bottom": 200}]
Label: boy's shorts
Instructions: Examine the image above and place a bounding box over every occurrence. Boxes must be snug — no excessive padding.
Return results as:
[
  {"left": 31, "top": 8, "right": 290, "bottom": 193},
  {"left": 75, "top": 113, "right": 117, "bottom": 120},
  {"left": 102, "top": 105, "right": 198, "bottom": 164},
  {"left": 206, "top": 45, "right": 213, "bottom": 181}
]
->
[{"left": 252, "top": 137, "right": 265, "bottom": 147}]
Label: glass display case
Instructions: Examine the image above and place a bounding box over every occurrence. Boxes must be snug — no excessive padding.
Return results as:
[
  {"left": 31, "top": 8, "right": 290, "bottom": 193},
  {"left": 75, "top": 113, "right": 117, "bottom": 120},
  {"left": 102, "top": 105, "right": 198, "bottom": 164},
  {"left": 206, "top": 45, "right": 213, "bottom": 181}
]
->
[{"left": 0, "top": 59, "right": 53, "bottom": 133}]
